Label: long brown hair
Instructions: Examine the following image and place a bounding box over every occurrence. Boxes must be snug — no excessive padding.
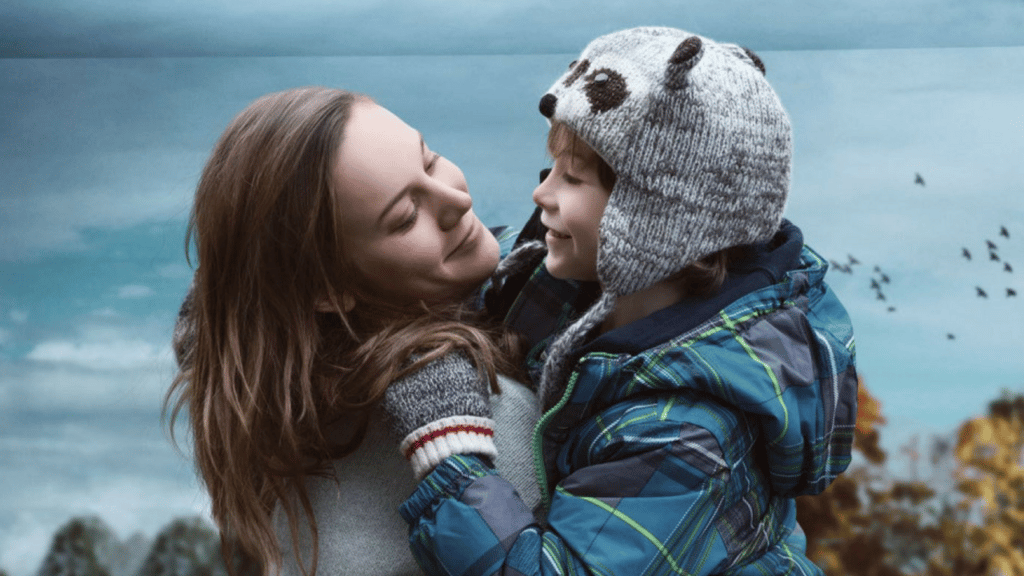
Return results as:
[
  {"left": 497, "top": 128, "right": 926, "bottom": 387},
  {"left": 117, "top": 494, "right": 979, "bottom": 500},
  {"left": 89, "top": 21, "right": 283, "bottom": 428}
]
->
[{"left": 164, "top": 87, "right": 521, "bottom": 576}]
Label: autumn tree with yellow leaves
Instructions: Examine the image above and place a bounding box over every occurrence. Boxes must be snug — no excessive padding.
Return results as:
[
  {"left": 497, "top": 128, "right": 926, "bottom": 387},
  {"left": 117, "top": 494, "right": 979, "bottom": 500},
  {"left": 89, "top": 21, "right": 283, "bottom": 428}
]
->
[
  {"left": 952, "top": 393, "right": 1024, "bottom": 575},
  {"left": 797, "top": 379, "right": 1024, "bottom": 575}
]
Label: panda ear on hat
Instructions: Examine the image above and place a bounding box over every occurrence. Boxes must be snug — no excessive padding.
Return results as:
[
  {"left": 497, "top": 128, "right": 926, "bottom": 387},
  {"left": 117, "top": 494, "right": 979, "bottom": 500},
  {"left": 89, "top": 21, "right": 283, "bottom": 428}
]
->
[
  {"left": 721, "top": 43, "right": 767, "bottom": 75},
  {"left": 665, "top": 35, "right": 704, "bottom": 90}
]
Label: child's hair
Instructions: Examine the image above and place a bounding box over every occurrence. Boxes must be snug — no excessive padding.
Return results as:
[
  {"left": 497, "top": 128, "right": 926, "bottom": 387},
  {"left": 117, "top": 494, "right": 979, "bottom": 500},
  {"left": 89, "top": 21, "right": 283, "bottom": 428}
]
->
[
  {"left": 164, "top": 87, "right": 523, "bottom": 576},
  {"left": 546, "top": 120, "right": 736, "bottom": 298},
  {"left": 546, "top": 120, "right": 617, "bottom": 191}
]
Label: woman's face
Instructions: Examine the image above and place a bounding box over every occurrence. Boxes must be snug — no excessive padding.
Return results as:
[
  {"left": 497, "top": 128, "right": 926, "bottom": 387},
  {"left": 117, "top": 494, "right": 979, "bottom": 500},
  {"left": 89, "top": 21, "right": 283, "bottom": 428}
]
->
[{"left": 332, "top": 102, "right": 500, "bottom": 305}]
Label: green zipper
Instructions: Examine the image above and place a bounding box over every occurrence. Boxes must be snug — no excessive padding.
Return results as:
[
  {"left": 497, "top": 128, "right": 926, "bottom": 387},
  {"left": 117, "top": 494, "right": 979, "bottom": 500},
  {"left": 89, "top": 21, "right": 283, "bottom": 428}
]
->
[{"left": 531, "top": 370, "right": 581, "bottom": 510}]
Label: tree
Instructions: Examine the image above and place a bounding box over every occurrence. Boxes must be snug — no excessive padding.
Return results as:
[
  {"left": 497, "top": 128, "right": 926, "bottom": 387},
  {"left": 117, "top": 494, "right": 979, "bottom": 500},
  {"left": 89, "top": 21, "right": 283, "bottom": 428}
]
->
[
  {"left": 949, "top": 391, "right": 1024, "bottom": 575},
  {"left": 797, "top": 380, "right": 1024, "bottom": 575},
  {"left": 36, "top": 517, "right": 116, "bottom": 576}
]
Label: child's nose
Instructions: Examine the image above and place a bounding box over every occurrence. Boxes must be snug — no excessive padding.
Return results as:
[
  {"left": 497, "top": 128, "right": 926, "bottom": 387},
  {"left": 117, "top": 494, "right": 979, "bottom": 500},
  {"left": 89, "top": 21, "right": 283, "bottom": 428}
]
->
[{"left": 532, "top": 167, "right": 555, "bottom": 210}]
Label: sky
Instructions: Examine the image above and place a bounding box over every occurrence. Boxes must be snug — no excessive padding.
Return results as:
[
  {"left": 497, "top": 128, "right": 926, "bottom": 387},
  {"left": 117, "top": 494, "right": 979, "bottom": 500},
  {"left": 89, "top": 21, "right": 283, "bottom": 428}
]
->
[{"left": 1, "top": 1, "right": 1023, "bottom": 575}]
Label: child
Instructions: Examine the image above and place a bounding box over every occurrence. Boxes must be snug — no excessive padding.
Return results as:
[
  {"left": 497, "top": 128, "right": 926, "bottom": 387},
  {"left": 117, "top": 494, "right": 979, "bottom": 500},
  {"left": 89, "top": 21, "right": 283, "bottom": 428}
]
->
[{"left": 385, "top": 26, "right": 858, "bottom": 575}]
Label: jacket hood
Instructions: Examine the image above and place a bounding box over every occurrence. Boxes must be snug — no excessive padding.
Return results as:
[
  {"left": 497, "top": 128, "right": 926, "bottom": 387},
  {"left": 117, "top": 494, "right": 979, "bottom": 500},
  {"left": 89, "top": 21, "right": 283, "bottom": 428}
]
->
[{"left": 567, "top": 220, "right": 858, "bottom": 497}]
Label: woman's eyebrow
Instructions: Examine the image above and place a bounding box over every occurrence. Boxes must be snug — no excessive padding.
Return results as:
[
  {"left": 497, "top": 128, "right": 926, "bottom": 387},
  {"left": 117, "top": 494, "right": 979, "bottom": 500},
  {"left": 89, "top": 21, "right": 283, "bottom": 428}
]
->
[{"left": 376, "top": 134, "right": 426, "bottom": 226}]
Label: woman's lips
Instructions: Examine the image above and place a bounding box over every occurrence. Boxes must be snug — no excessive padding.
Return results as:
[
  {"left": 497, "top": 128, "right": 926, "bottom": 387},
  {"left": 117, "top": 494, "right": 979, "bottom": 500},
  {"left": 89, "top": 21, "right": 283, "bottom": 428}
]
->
[{"left": 447, "top": 219, "right": 479, "bottom": 260}]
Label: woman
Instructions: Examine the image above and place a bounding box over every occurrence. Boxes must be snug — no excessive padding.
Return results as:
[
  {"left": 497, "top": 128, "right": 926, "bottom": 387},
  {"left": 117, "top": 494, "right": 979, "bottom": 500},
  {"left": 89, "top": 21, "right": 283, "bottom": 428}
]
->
[{"left": 166, "top": 87, "right": 541, "bottom": 576}]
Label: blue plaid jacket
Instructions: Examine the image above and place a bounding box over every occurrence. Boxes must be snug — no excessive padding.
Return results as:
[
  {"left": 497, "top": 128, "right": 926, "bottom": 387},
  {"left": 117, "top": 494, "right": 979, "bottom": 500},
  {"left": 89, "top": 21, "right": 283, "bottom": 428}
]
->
[{"left": 401, "top": 220, "right": 858, "bottom": 575}]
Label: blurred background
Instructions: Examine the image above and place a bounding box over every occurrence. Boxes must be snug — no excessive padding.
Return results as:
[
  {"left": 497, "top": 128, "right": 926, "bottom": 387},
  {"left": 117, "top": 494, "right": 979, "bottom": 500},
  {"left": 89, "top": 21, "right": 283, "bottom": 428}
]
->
[{"left": 1, "top": 1, "right": 1022, "bottom": 574}]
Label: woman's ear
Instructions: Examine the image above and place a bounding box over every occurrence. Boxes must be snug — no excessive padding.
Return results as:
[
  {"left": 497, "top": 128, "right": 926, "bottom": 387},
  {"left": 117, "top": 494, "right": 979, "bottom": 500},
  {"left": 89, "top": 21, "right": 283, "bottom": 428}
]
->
[{"left": 316, "top": 292, "right": 356, "bottom": 313}]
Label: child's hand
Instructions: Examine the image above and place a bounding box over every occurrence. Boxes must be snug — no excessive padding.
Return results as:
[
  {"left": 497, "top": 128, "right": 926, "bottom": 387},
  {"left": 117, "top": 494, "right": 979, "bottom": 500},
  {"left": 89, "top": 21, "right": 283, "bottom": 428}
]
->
[{"left": 382, "top": 352, "right": 497, "bottom": 479}]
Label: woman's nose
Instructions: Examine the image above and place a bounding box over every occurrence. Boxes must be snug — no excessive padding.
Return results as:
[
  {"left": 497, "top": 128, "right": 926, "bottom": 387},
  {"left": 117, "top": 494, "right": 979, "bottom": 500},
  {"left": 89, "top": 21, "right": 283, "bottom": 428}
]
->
[{"left": 436, "top": 183, "right": 472, "bottom": 231}]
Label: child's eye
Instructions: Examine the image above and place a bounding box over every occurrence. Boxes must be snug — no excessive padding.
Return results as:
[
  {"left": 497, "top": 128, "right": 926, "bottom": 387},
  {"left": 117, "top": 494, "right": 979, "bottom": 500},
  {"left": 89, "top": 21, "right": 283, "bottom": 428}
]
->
[{"left": 562, "top": 173, "right": 583, "bottom": 185}]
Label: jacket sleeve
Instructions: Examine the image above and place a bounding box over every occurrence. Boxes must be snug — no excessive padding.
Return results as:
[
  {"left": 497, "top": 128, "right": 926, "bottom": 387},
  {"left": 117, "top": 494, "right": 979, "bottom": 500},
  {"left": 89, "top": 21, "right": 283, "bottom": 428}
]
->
[{"left": 399, "top": 393, "right": 820, "bottom": 576}]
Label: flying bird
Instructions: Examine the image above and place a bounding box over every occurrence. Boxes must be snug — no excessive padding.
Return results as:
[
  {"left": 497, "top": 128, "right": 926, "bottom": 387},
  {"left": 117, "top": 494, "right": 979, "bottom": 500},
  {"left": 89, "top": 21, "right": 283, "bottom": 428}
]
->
[
  {"left": 1006, "top": 263, "right": 1013, "bottom": 273},
  {"left": 870, "top": 278, "right": 882, "bottom": 291},
  {"left": 887, "top": 306, "right": 896, "bottom": 313},
  {"left": 977, "top": 287, "right": 988, "bottom": 298},
  {"left": 1009, "top": 288, "right": 1018, "bottom": 298},
  {"left": 1000, "top": 226, "right": 1010, "bottom": 239},
  {"left": 947, "top": 333, "right": 956, "bottom": 341},
  {"left": 962, "top": 248, "right": 972, "bottom": 261},
  {"left": 829, "top": 260, "right": 853, "bottom": 274},
  {"left": 879, "top": 272, "right": 890, "bottom": 284},
  {"left": 914, "top": 173, "right": 925, "bottom": 186},
  {"left": 876, "top": 291, "right": 886, "bottom": 301},
  {"left": 987, "top": 240, "right": 998, "bottom": 251},
  {"left": 847, "top": 254, "right": 860, "bottom": 266},
  {"left": 990, "top": 251, "right": 1001, "bottom": 262}
]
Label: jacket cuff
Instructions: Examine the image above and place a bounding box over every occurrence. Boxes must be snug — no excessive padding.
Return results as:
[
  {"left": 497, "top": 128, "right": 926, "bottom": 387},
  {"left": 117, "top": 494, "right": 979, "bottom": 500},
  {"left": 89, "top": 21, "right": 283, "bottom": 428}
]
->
[
  {"left": 399, "top": 416, "right": 497, "bottom": 480},
  {"left": 399, "top": 454, "right": 495, "bottom": 523}
]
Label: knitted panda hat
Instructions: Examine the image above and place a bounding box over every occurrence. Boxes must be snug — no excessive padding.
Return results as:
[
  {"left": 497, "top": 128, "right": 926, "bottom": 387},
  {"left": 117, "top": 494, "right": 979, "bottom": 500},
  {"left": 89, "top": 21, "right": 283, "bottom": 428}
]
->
[
  {"left": 539, "top": 26, "right": 791, "bottom": 296},
  {"left": 533, "top": 27, "right": 792, "bottom": 405}
]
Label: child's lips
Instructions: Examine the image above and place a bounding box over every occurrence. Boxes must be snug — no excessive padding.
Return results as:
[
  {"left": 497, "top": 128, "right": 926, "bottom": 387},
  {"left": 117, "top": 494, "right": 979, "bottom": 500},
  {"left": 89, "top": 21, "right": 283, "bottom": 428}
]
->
[{"left": 546, "top": 229, "right": 571, "bottom": 240}]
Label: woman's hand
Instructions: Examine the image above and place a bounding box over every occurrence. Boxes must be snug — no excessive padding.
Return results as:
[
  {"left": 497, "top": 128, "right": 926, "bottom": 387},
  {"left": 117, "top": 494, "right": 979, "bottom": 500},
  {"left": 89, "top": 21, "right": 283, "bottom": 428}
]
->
[{"left": 383, "top": 352, "right": 498, "bottom": 479}]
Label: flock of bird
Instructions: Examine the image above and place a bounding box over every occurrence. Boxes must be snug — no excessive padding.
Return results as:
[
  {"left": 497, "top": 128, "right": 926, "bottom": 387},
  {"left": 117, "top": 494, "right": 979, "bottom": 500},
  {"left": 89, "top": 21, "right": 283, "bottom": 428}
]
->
[
  {"left": 961, "top": 226, "right": 1016, "bottom": 299},
  {"left": 826, "top": 173, "right": 1016, "bottom": 341},
  {"left": 950, "top": 224, "right": 1017, "bottom": 340},
  {"left": 828, "top": 255, "right": 898, "bottom": 313}
]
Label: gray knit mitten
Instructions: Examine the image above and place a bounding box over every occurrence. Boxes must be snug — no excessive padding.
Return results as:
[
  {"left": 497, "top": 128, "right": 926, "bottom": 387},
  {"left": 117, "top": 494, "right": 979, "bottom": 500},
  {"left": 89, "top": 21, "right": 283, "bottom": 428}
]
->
[{"left": 383, "top": 352, "right": 497, "bottom": 479}]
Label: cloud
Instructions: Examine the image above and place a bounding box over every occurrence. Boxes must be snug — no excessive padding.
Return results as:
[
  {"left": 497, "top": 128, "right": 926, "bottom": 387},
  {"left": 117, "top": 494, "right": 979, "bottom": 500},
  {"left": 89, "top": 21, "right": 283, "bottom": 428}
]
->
[
  {"left": 156, "top": 262, "right": 194, "bottom": 279},
  {"left": 26, "top": 338, "right": 165, "bottom": 371},
  {"left": 117, "top": 285, "right": 154, "bottom": 299},
  {"left": 1, "top": 358, "right": 177, "bottom": 413},
  {"left": 9, "top": 309, "right": 28, "bottom": 324},
  {"left": 3, "top": 317, "right": 179, "bottom": 412}
]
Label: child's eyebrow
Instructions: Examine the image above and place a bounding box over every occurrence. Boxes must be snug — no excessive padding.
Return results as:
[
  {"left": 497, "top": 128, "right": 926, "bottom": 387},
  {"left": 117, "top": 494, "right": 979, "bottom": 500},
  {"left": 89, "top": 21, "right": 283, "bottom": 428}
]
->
[{"left": 562, "top": 152, "right": 596, "bottom": 169}]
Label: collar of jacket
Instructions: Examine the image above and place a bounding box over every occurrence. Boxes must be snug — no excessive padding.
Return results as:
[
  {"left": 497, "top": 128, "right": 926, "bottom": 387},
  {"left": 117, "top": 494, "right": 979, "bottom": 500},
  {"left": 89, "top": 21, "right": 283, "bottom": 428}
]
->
[{"left": 576, "top": 219, "right": 804, "bottom": 357}]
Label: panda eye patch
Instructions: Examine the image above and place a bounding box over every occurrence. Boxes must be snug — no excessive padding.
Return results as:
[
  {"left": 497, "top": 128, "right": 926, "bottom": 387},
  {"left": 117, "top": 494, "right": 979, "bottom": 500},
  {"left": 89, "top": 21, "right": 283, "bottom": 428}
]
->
[{"left": 584, "top": 68, "right": 629, "bottom": 113}]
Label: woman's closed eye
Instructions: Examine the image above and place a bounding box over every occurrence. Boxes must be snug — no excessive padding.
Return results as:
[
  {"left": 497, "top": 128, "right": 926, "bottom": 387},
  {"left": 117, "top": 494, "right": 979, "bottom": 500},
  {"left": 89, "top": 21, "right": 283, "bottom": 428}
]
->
[
  {"left": 391, "top": 153, "right": 439, "bottom": 233},
  {"left": 394, "top": 197, "right": 420, "bottom": 232},
  {"left": 426, "top": 152, "right": 441, "bottom": 173}
]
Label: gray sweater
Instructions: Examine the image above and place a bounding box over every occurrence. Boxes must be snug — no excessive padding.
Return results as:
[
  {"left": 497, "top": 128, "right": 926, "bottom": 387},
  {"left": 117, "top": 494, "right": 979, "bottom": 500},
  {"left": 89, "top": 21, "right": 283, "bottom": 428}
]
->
[
  {"left": 271, "top": 374, "right": 541, "bottom": 576},
  {"left": 172, "top": 286, "right": 540, "bottom": 574}
]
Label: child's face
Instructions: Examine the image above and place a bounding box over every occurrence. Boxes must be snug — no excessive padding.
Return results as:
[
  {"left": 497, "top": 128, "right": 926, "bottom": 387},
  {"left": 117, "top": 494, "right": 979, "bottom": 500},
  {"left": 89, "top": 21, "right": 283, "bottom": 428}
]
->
[{"left": 532, "top": 149, "right": 611, "bottom": 282}]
